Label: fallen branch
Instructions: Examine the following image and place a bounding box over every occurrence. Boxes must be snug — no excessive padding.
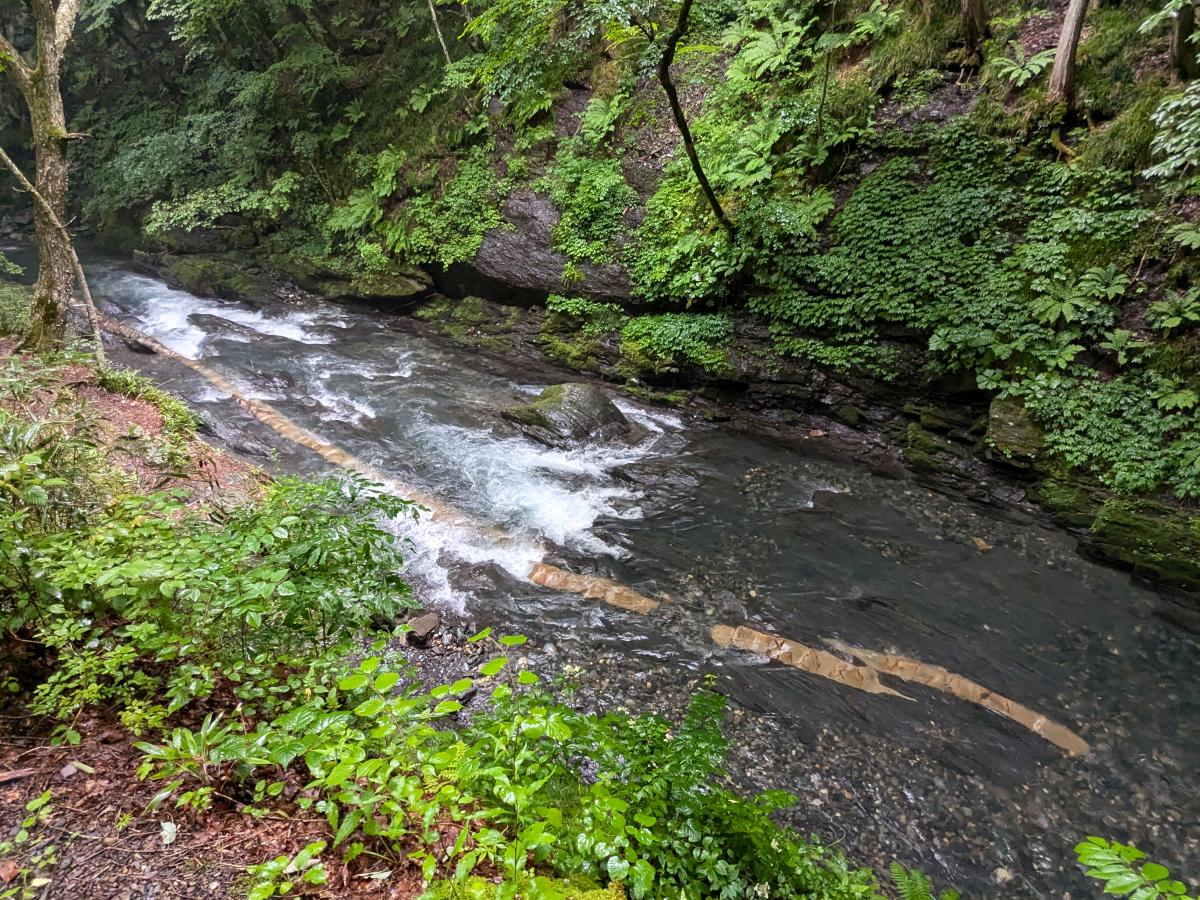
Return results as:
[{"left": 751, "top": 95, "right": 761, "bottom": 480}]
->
[
  {"left": 711, "top": 624, "right": 912, "bottom": 699},
  {"left": 824, "top": 638, "right": 1089, "bottom": 756}
]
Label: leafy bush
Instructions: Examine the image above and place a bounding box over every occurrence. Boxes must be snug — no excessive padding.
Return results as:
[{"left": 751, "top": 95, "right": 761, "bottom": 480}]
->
[
  {"left": 621, "top": 314, "right": 734, "bottom": 374},
  {"left": 0, "top": 409, "right": 127, "bottom": 540},
  {"left": 542, "top": 143, "right": 638, "bottom": 270},
  {"left": 0, "top": 283, "right": 31, "bottom": 337},
  {"left": 1145, "top": 80, "right": 1200, "bottom": 189},
  {"left": 394, "top": 146, "right": 507, "bottom": 268},
  {"left": 5, "top": 474, "right": 417, "bottom": 730},
  {"left": 989, "top": 42, "right": 1056, "bottom": 88},
  {"left": 136, "top": 642, "right": 885, "bottom": 900},
  {"left": 546, "top": 295, "right": 626, "bottom": 336},
  {"left": 1075, "top": 837, "right": 1194, "bottom": 899}
]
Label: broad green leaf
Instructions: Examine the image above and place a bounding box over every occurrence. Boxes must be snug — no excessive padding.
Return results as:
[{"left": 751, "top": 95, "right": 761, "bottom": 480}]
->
[
  {"left": 481, "top": 657, "right": 508, "bottom": 677},
  {"left": 338, "top": 673, "right": 368, "bottom": 692},
  {"left": 373, "top": 672, "right": 399, "bottom": 693}
]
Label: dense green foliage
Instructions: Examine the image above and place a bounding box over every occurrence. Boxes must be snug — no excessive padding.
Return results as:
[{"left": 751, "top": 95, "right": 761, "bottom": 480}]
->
[
  {"left": 6, "top": 0, "right": 1192, "bottom": 502},
  {"left": 4, "top": 1, "right": 1200, "bottom": 893},
  {"left": 140, "top": 655, "right": 886, "bottom": 899}
]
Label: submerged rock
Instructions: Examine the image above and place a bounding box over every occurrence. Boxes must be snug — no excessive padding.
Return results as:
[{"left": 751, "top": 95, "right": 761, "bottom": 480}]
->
[{"left": 502, "top": 382, "right": 635, "bottom": 446}]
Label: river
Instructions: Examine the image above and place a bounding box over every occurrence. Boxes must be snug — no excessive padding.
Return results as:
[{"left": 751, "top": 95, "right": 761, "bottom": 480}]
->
[{"left": 27, "top": 253, "right": 1200, "bottom": 896}]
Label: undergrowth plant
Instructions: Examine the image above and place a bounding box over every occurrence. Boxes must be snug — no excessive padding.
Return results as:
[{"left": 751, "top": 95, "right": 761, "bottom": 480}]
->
[
  {"left": 136, "top": 642, "right": 888, "bottom": 900},
  {"left": 620, "top": 313, "right": 734, "bottom": 375},
  {"left": 4, "top": 472, "right": 417, "bottom": 735},
  {"left": 1075, "top": 837, "right": 1194, "bottom": 899},
  {"left": 541, "top": 141, "right": 638, "bottom": 274},
  {"left": 989, "top": 42, "right": 1056, "bottom": 88}
]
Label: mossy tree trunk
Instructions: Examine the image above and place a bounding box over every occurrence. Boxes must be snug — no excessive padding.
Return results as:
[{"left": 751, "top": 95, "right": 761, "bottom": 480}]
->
[
  {"left": 1170, "top": 1, "right": 1199, "bottom": 81},
  {"left": 960, "top": 0, "right": 989, "bottom": 65},
  {"left": 1047, "top": 0, "right": 1090, "bottom": 109},
  {"left": 0, "top": 0, "right": 84, "bottom": 352}
]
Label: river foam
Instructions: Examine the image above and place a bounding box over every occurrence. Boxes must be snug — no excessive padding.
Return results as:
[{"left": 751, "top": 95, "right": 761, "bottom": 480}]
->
[{"left": 92, "top": 265, "right": 680, "bottom": 612}]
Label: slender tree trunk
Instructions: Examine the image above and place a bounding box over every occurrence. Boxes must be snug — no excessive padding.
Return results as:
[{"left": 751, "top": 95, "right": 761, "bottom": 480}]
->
[
  {"left": 1047, "top": 0, "right": 1090, "bottom": 108},
  {"left": 815, "top": 0, "right": 838, "bottom": 149},
  {"left": 1171, "top": 2, "right": 1199, "bottom": 81},
  {"left": 655, "top": 0, "right": 735, "bottom": 240},
  {"left": 961, "top": 0, "right": 989, "bottom": 64},
  {"left": 427, "top": 0, "right": 452, "bottom": 65}
]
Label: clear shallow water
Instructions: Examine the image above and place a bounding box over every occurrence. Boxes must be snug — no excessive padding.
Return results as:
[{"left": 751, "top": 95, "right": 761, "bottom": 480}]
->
[{"left": 85, "top": 261, "right": 1198, "bottom": 896}]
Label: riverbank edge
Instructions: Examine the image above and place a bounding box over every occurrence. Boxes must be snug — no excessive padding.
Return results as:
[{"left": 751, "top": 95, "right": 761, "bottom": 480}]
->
[{"left": 134, "top": 248, "right": 1200, "bottom": 621}]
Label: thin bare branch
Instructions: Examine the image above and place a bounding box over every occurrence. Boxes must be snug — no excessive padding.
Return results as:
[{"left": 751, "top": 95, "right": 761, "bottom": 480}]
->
[{"left": 427, "top": 0, "right": 452, "bottom": 65}]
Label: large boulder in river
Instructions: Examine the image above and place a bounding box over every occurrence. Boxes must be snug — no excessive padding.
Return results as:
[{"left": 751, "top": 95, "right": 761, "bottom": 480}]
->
[{"left": 502, "top": 383, "right": 635, "bottom": 446}]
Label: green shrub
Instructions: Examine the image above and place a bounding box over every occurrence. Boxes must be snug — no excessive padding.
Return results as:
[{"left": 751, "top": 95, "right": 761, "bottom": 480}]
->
[
  {"left": 5, "top": 475, "right": 417, "bottom": 731},
  {"left": 0, "top": 282, "right": 30, "bottom": 337},
  {"left": 620, "top": 313, "right": 733, "bottom": 374},
  {"left": 1074, "top": 837, "right": 1195, "bottom": 899},
  {"left": 542, "top": 143, "right": 638, "bottom": 269},
  {"left": 137, "top": 649, "right": 885, "bottom": 899},
  {"left": 546, "top": 295, "right": 626, "bottom": 336}
]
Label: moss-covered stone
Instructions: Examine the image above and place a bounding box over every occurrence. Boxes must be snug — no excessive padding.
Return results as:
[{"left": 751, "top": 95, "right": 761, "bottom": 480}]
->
[
  {"left": 1089, "top": 497, "right": 1200, "bottom": 589},
  {"left": 902, "top": 401, "right": 976, "bottom": 434},
  {"left": 502, "top": 382, "right": 634, "bottom": 446},
  {"left": 835, "top": 403, "right": 863, "bottom": 427},
  {"left": 539, "top": 330, "right": 604, "bottom": 370},
  {"left": 986, "top": 397, "right": 1043, "bottom": 467},
  {"left": 620, "top": 384, "right": 691, "bottom": 406},
  {"left": 415, "top": 295, "right": 526, "bottom": 351},
  {"left": 160, "top": 255, "right": 273, "bottom": 304},
  {"left": 1033, "top": 470, "right": 1200, "bottom": 590},
  {"left": 326, "top": 271, "right": 430, "bottom": 301},
  {"left": 901, "top": 421, "right": 941, "bottom": 471}
]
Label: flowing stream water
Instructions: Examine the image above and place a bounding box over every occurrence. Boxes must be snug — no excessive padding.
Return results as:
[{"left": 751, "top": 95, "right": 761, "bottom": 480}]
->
[{"left": 36, "top": 256, "right": 1200, "bottom": 895}]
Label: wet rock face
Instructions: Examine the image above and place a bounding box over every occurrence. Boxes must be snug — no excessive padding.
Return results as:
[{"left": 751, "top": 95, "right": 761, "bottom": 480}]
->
[
  {"left": 195, "top": 411, "right": 274, "bottom": 458},
  {"left": 502, "top": 382, "right": 635, "bottom": 446},
  {"left": 438, "top": 189, "right": 632, "bottom": 302}
]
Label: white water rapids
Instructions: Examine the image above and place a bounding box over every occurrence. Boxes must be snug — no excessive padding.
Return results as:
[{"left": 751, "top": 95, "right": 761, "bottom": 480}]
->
[{"left": 90, "top": 266, "right": 684, "bottom": 613}]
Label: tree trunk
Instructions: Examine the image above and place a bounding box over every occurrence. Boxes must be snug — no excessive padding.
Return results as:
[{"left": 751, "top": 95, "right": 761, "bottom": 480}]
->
[
  {"left": 1047, "top": 0, "right": 1090, "bottom": 108},
  {"left": 0, "top": 145, "right": 105, "bottom": 364},
  {"left": 24, "top": 82, "right": 73, "bottom": 351},
  {"left": 961, "top": 0, "right": 989, "bottom": 64},
  {"left": 427, "top": 0, "right": 451, "bottom": 65},
  {"left": 1, "top": 0, "right": 84, "bottom": 352},
  {"left": 1171, "top": 2, "right": 1199, "bottom": 81},
  {"left": 655, "top": 0, "right": 735, "bottom": 240}
]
